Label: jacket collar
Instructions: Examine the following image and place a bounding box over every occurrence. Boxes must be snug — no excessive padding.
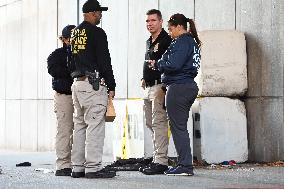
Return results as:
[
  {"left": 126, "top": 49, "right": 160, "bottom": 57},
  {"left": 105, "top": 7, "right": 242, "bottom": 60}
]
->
[{"left": 147, "top": 28, "right": 168, "bottom": 46}]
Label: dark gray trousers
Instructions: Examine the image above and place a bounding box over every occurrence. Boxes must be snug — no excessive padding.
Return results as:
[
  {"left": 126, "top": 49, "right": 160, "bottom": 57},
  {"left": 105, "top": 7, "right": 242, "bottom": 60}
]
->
[{"left": 166, "top": 82, "right": 198, "bottom": 167}]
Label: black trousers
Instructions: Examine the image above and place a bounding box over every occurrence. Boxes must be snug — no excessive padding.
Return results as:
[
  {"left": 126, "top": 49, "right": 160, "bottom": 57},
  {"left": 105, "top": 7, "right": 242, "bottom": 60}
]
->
[{"left": 166, "top": 82, "right": 198, "bottom": 167}]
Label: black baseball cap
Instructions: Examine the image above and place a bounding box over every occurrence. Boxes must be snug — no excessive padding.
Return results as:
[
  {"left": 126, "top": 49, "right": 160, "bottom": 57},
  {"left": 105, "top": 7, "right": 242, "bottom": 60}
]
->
[
  {"left": 60, "top": 25, "right": 76, "bottom": 39},
  {"left": 82, "top": 0, "right": 108, "bottom": 13}
]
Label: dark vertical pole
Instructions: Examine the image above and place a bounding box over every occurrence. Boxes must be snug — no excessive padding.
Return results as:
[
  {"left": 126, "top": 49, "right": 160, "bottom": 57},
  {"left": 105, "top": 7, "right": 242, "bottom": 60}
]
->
[
  {"left": 77, "top": 0, "right": 80, "bottom": 25},
  {"left": 235, "top": 0, "right": 237, "bottom": 30}
]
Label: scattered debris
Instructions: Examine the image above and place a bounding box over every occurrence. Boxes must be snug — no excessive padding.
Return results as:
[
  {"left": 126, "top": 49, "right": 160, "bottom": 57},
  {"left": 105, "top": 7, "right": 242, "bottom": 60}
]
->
[
  {"left": 16, "top": 162, "right": 31, "bottom": 167},
  {"left": 261, "top": 161, "right": 284, "bottom": 167},
  {"left": 209, "top": 164, "right": 217, "bottom": 169},
  {"left": 35, "top": 168, "right": 54, "bottom": 174},
  {"left": 229, "top": 160, "right": 237, "bottom": 166},
  {"left": 193, "top": 160, "right": 208, "bottom": 167},
  {"left": 221, "top": 161, "right": 230, "bottom": 167},
  {"left": 235, "top": 167, "right": 255, "bottom": 172}
]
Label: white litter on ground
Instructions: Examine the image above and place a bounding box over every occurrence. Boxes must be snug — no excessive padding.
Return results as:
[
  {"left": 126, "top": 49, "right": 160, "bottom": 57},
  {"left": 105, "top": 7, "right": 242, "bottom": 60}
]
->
[{"left": 35, "top": 168, "right": 54, "bottom": 174}]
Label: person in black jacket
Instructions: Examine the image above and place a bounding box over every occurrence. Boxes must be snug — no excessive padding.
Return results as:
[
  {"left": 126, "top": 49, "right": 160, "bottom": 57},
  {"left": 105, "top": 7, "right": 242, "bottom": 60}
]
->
[
  {"left": 149, "top": 13, "right": 201, "bottom": 176},
  {"left": 47, "top": 24, "right": 76, "bottom": 176},
  {"left": 140, "top": 9, "right": 172, "bottom": 175},
  {"left": 69, "top": 0, "right": 116, "bottom": 179}
]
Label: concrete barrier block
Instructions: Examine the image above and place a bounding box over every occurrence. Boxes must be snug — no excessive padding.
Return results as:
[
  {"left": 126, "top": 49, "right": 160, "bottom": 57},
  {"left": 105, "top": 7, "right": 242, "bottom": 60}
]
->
[
  {"left": 196, "top": 30, "right": 248, "bottom": 96},
  {"left": 127, "top": 100, "right": 145, "bottom": 158},
  {"left": 143, "top": 117, "right": 154, "bottom": 159},
  {"left": 104, "top": 121, "right": 114, "bottom": 157},
  {"left": 112, "top": 99, "right": 144, "bottom": 160},
  {"left": 112, "top": 99, "right": 127, "bottom": 160},
  {"left": 192, "top": 97, "right": 248, "bottom": 163}
]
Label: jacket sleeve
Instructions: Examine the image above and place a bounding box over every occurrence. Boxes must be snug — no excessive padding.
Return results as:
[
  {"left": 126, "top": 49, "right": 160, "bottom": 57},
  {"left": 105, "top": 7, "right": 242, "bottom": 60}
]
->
[
  {"left": 47, "top": 49, "right": 69, "bottom": 78},
  {"left": 94, "top": 29, "right": 116, "bottom": 91},
  {"left": 157, "top": 39, "right": 191, "bottom": 73}
]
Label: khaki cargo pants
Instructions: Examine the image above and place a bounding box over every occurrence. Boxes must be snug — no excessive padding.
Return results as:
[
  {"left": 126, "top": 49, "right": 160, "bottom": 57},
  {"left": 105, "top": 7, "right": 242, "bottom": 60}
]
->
[
  {"left": 144, "top": 84, "right": 168, "bottom": 165},
  {"left": 54, "top": 92, "right": 74, "bottom": 170},
  {"left": 71, "top": 79, "right": 108, "bottom": 173}
]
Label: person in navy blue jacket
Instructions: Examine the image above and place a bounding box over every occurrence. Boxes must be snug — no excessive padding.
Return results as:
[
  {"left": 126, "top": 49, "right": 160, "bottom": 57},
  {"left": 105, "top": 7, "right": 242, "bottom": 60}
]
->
[{"left": 149, "top": 13, "right": 201, "bottom": 176}]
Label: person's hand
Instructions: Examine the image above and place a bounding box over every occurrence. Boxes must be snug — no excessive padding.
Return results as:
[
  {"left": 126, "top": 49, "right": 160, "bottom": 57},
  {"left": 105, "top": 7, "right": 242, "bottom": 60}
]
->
[
  {"left": 147, "top": 60, "right": 156, "bottom": 70},
  {"left": 141, "top": 79, "right": 146, "bottom": 90},
  {"left": 108, "top": 91, "right": 115, "bottom": 99},
  {"left": 100, "top": 78, "right": 105, "bottom": 85}
]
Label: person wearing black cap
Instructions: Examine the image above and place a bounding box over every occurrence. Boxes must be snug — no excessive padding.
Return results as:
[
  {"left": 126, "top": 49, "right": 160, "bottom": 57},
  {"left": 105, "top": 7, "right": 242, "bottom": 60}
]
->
[
  {"left": 69, "top": 0, "right": 116, "bottom": 179},
  {"left": 47, "top": 24, "right": 76, "bottom": 176}
]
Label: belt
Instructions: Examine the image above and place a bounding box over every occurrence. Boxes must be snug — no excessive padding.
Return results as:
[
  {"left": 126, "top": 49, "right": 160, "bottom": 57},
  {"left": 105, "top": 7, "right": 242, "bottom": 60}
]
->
[
  {"left": 76, "top": 75, "right": 87, "bottom": 81},
  {"left": 145, "top": 80, "right": 161, "bottom": 87}
]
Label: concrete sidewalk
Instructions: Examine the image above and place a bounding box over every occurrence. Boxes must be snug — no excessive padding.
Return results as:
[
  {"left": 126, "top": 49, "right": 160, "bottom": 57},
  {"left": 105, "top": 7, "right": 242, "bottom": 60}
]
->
[{"left": 0, "top": 151, "right": 283, "bottom": 189}]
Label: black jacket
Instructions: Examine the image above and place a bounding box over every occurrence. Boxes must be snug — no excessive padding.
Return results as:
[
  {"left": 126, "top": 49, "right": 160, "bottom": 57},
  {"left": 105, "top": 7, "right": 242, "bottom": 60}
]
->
[
  {"left": 70, "top": 21, "right": 116, "bottom": 91},
  {"left": 143, "top": 29, "right": 172, "bottom": 83},
  {"left": 47, "top": 46, "right": 73, "bottom": 95}
]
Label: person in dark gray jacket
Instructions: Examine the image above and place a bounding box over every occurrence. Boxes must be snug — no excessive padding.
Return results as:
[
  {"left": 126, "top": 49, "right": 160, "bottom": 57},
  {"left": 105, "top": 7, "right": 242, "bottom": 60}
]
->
[{"left": 149, "top": 13, "right": 201, "bottom": 176}]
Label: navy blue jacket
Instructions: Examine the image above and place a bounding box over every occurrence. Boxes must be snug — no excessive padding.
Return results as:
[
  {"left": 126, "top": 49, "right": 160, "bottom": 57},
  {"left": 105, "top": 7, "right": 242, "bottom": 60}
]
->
[
  {"left": 157, "top": 33, "right": 201, "bottom": 85},
  {"left": 47, "top": 46, "right": 73, "bottom": 95}
]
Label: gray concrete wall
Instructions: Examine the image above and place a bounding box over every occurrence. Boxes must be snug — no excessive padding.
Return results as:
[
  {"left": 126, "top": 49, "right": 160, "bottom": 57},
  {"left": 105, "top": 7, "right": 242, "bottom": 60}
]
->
[
  {"left": 0, "top": 0, "right": 58, "bottom": 151},
  {"left": 0, "top": 0, "right": 283, "bottom": 161},
  {"left": 236, "top": 0, "right": 284, "bottom": 162}
]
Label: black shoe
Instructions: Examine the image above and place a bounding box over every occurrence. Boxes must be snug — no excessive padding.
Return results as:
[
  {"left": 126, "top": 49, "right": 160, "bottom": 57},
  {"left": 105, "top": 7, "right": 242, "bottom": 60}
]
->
[
  {"left": 142, "top": 163, "right": 168, "bottom": 175},
  {"left": 103, "top": 165, "right": 117, "bottom": 172},
  {"left": 85, "top": 168, "right": 116, "bottom": 178},
  {"left": 71, "top": 171, "right": 85, "bottom": 178},
  {"left": 139, "top": 162, "right": 155, "bottom": 172},
  {"left": 16, "top": 162, "right": 32, "bottom": 167},
  {"left": 138, "top": 164, "right": 147, "bottom": 172},
  {"left": 55, "top": 168, "right": 72, "bottom": 176}
]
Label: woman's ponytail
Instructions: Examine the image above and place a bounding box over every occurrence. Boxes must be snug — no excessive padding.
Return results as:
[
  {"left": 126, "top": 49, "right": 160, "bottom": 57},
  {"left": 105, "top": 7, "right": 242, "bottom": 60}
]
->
[{"left": 187, "top": 18, "right": 201, "bottom": 47}]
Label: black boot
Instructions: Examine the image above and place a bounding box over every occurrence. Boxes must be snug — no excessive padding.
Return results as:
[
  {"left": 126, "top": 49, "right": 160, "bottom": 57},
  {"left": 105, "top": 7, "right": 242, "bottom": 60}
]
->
[
  {"left": 142, "top": 163, "right": 168, "bottom": 175},
  {"left": 55, "top": 168, "right": 72, "bottom": 176},
  {"left": 85, "top": 168, "right": 116, "bottom": 179}
]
